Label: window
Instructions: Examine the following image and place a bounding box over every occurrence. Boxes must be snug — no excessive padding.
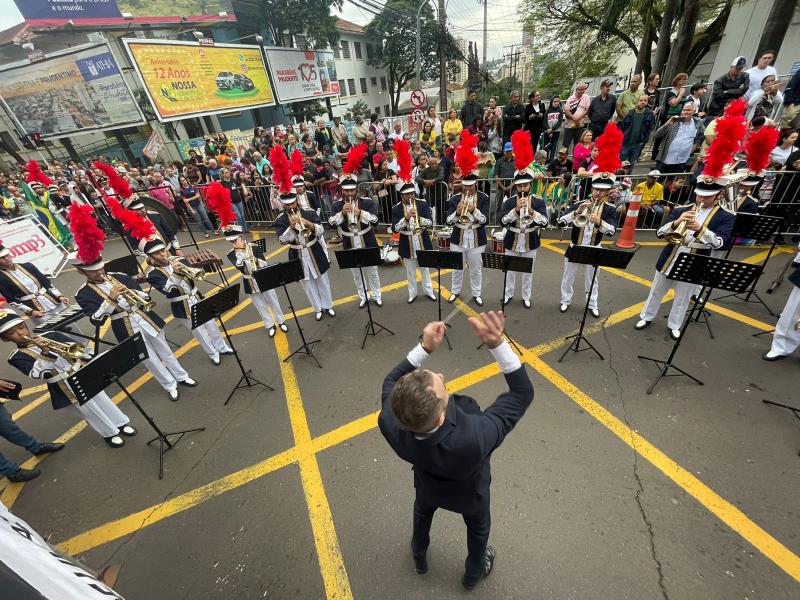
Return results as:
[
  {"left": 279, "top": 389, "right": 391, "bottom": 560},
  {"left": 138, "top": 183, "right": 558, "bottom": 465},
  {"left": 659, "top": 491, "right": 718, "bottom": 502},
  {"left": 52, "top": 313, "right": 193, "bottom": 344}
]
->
[
  {"left": 370, "top": 76, "right": 377, "bottom": 87},
  {"left": 339, "top": 80, "right": 347, "bottom": 97},
  {"left": 366, "top": 43, "right": 374, "bottom": 60},
  {"left": 333, "top": 45, "right": 341, "bottom": 59},
  {"left": 347, "top": 79, "right": 356, "bottom": 96},
  {"left": 374, "top": 106, "right": 381, "bottom": 115},
  {"left": 341, "top": 40, "right": 351, "bottom": 59},
  {"left": 384, "top": 104, "right": 390, "bottom": 117},
  {"left": 380, "top": 76, "right": 387, "bottom": 91},
  {"left": 354, "top": 41, "right": 362, "bottom": 59},
  {"left": 360, "top": 78, "right": 368, "bottom": 94}
]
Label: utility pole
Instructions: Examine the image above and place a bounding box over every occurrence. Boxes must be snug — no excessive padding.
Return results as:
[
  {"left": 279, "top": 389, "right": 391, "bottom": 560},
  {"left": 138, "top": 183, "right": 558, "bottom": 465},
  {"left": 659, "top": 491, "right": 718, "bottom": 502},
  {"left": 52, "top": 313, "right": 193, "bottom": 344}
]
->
[
  {"left": 438, "top": 0, "right": 447, "bottom": 112},
  {"left": 479, "top": 0, "right": 487, "bottom": 67}
]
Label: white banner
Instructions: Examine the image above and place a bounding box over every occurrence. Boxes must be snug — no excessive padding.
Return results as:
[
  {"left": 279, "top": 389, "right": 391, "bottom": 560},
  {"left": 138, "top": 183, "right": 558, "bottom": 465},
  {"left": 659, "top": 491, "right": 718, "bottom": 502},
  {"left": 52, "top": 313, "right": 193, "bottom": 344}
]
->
[
  {"left": 0, "top": 216, "right": 69, "bottom": 277},
  {"left": 0, "top": 501, "right": 125, "bottom": 599},
  {"left": 142, "top": 129, "right": 165, "bottom": 161},
  {"left": 263, "top": 47, "right": 340, "bottom": 103}
]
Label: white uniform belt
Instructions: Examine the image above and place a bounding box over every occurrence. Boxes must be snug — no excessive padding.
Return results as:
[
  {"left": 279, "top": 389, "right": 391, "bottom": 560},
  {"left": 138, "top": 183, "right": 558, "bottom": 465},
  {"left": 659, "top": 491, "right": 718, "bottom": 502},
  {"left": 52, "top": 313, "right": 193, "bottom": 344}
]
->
[
  {"left": 110, "top": 311, "right": 134, "bottom": 320},
  {"left": 506, "top": 225, "right": 539, "bottom": 234},
  {"left": 289, "top": 238, "right": 318, "bottom": 249},
  {"left": 18, "top": 290, "right": 45, "bottom": 301},
  {"left": 454, "top": 222, "right": 483, "bottom": 230},
  {"left": 169, "top": 290, "right": 198, "bottom": 303}
]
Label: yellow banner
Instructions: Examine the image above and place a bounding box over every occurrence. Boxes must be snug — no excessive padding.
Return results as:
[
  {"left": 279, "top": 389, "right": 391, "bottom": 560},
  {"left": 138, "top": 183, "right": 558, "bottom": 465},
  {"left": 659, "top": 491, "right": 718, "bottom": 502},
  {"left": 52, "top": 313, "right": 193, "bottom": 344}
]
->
[{"left": 125, "top": 40, "right": 275, "bottom": 121}]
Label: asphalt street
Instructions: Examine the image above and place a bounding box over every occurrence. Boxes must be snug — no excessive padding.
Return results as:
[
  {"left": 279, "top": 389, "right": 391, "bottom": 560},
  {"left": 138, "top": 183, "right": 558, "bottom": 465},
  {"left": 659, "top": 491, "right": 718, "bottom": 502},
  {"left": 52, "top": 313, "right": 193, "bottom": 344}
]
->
[{"left": 0, "top": 228, "right": 798, "bottom": 600}]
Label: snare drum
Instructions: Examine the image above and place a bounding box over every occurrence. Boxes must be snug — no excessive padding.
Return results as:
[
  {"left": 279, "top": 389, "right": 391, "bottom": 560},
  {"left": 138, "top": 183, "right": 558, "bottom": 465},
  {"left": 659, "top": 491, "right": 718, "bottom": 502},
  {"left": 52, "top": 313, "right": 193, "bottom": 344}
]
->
[
  {"left": 437, "top": 228, "right": 451, "bottom": 249},
  {"left": 492, "top": 229, "right": 506, "bottom": 254}
]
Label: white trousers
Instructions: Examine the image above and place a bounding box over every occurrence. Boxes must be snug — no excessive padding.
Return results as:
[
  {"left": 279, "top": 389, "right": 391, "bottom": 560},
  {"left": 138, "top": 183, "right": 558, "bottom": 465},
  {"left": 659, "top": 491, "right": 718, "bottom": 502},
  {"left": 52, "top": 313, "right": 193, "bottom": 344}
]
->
[
  {"left": 770, "top": 285, "right": 800, "bottom": 356},
  {"left": 301, "top": 272, "right": 333, "bottom": 312},
  {"left": 640, "top": 270, "right": 695, "bottom": 330},
  {"left": 450, "top": 243, "right": 485, "bottom": 297},
  {"left": 404, "top": 258, "right": 434, "bottom": 299},
  {"left": 178, "top": 317, "right": 231, "bottom": 360},
  {"left": 504, "top": 248, "right": 537, "bottom": 302},
  {"left": 250, "top": 290, "right": 286, "bottom": 328},
  {"left": 351, "top": 266, "right": 382, "bottom": 302},
  {"left": 142, "top": 330, "right": 189, "bottom": 393},
  {"left": 561, "top": 257, "right": 600, "bottom": 310},
  {"left": 72, "top": 391, "right": 129, "bottom": 438}
]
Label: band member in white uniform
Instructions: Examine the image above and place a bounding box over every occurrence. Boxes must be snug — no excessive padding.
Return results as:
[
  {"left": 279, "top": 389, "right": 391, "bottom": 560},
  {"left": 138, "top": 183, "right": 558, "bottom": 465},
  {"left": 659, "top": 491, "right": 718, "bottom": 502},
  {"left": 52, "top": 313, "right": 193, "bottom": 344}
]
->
[
  {"left": 329, "top": 174, "right": 383, "bottom": 307},
  {"left": 762, "top": 247, "right": 800, "bottom": 361},
  {"left": 144, "top": 238, "right": 233, "bottom": 363},
  {"left": 635, "top": 175, "right": 735, "bottom": 340},
  {"left": 446, "top": 172, "right": 489, "bottom": 306},
  {"left": 498, "top": 170, "right": 549, "bottom": 308},
  {"left": 225, "top": 224, "right": 289, "bottom": 337}
]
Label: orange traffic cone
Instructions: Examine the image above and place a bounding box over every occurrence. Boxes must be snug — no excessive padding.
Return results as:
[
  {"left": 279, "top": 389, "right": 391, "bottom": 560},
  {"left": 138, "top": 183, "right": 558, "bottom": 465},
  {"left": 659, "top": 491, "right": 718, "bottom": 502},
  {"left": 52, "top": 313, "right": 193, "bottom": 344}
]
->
[{"left": 615, "top": 191, "right": 641, "bottom": 249}]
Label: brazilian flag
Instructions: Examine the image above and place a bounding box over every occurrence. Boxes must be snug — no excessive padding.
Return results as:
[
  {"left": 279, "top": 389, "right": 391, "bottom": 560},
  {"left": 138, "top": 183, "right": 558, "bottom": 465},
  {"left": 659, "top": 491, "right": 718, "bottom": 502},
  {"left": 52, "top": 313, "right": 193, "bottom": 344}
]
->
[{"left": 21, "top": 182, "right": 73, "bottom": 247}]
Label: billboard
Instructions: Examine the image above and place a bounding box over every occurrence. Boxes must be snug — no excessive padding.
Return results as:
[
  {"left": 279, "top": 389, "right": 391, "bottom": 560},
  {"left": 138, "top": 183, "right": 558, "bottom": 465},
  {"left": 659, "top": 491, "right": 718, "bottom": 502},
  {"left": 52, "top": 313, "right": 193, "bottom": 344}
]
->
[
  {"left": 0, "top": 43, "right": 143, "bottom": 139},
  {"left": 264, "top": 48, "right": 340, "bottom": 103},
  {"left": 12, "top": 0, "right": 235, "bottom": 27},
  {"left": 124, "top": 39, "right": 276, "bottom": 122},
  {"left": 0, "top": 216, "right": 70, "bottom": 277}
]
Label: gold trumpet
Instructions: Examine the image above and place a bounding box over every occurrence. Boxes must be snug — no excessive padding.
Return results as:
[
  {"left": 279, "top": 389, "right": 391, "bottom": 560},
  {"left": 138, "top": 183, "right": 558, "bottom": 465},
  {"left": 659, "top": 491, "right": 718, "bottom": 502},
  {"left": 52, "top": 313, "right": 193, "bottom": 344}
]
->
[
  {"left": 289, "top": 208, "right": 313, "bottom": 239},
  {"left": 104, "top": 274, "right": 155, "bottom": 312},
  {"left": 405, "top": 202, "right": 422, "bottom": 234},
  {"left": 665, "top": 200, "right": 700, "bottom": 245},
  {"left": 345, "top": 197, "right": 361, "bottom": 232},
  {"left": 518, "top": 193, "right": 534, "bottom": 227},
  {"left": 171, "top": 258, "right": 207, "bottom": 281},
  {"left": 574, "top": 197, "right": 603, "bottom": 227},
  {"left": 457, "top": 193, "right": 475, "bottom": 225},
  {"left": 244, "top": 242, "right": 260, "bottom": 272},
  {"left": 23, "top": 336, "right": 86, "bottom": 363}
]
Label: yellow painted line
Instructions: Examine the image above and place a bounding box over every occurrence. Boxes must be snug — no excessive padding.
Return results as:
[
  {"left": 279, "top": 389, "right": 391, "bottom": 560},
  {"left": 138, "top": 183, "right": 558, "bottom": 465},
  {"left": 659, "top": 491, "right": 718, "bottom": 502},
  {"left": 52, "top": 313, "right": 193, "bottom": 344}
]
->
[
  {"left": 274, "top": 333, "right": 352, "bottom": 599},
  {"left": 546, "top": 240, "right": 778, "bottom": 249},
  {"left": 58, "top": 447, "right": 299, "bottom": 556},
  {"left": 526, "top": 353, "right": 800, "bottom": 583}
]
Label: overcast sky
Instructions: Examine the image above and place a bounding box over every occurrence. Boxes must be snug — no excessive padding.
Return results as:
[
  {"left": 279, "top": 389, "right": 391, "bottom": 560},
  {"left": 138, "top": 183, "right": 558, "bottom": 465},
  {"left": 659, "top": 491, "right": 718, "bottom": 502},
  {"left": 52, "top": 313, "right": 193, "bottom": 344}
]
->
[{"left": 0, "top": 0, "right": 523, "bottom": 62}]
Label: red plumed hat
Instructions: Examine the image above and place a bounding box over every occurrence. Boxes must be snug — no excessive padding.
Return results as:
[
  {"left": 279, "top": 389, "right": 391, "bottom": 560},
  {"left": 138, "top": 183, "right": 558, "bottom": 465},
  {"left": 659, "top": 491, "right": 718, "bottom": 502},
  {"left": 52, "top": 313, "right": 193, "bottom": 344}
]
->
[
  {"left": 744, "top": 125, "right": 780, "bottom": 176},
  {"left": 68, "top": 203, "right": 105, "bottom": 266},
  {"left": 269, "top": 146, "right": 293, "bottom": 195},
  {"left": 93, "top": 161, "right": 133, "bottom": 199},
  {"left": 205, "top": 181, "right": 237, "bottom": 229},
  {"left": 511, "top": 130, "right": 533, "bottom": 172},
  {"left": 594, "top": 123, "right": 623, "bottom": 175},
  {"left": 704, "top": 98, "right": 748, "bottom": 178},
  {"left": 342, "top": 143, "right": 369, "bottom": 175},
  {"left": 24, "top": 160, "right": 52, "bottom": 187},
  {"left": 394, "top": 139, "right": 413, "bottom": 182},
  {"left": 455, "top": 130, "right": 479, "bottom": 178},
  {"left": 290, "top": 149, "right": 304, "bottom": 177}
]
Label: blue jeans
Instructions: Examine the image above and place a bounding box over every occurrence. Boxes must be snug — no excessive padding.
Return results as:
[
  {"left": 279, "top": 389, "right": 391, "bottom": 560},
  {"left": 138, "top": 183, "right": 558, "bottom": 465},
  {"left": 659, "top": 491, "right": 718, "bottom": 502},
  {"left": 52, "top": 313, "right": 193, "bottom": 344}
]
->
[
  {"left": 0, "top": 403, "right": 41, "bottom": 475},
  {"left": 190, "top": 200, "right": 214, "bottom": 233},
  {"left": 231, "top": 201, "right": 249, "bottom": 232},
  {"left": 620, "top": 142, "right": 644, "bottom": 169}
]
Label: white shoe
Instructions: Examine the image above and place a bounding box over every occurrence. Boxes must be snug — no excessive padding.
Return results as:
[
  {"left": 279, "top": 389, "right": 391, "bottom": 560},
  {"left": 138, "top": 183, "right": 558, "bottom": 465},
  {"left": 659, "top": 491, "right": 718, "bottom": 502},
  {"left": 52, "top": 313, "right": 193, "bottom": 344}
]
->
[
  {"left": 375, "top": 298, "right": 383, "bottom": 307},
  {"left": 167, "top": 388, "right": 179, "bottom": 401},
  {"left": 268, "top": 326, "right": 276, "bottom": 338},
  {"left": 522, "top": 299, "right": 531, "bottom": 309},
  {"left": 590, "top": 308, "right": 600, "bottom": 318},
  {"left": 326, "top": 308, "right": 336, "bottom": 317},
  {"left": 279, "top": 323, "right": 288, "bottom": 332},
  {"left": 359, "top": 299, "right": 367, "bottom": 308},
  {"left": 503, "top": 296, "right": 512, "bottom": 306},
  {"left": 634, "top": 319, "right": 650, "bottom": 330},
  {"left": 179, "top": 377, "right": 197, "bottom": 387},
  {"left": 211, "top": 355, "right": 221, "bottom": 365},
  {"left": 473, "top": 296, "right": 483, "bottom": 307},
  {"left": 559, "top": 303, "right": 568, "bottom": 313},
  {"left": 447, "top": 293, "right": 458, "bottom": 303},
  {"left": 315, "top": 311, "right": 323, "bottom": 321},
  {"left": 670, "top": 328, "right": 681, "bottom": 340}
]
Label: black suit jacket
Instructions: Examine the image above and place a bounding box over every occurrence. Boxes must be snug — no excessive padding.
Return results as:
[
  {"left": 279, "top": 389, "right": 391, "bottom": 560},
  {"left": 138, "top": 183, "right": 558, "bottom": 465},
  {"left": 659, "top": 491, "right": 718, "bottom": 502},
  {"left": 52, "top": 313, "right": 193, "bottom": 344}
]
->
[{"left": 379, "top": 354, "right": 533, "bottom": 512}]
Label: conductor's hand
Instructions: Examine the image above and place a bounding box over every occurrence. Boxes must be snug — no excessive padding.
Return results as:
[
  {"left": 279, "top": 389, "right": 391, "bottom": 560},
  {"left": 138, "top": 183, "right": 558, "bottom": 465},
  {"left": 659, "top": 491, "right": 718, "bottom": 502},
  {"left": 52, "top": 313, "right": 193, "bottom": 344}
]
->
[
  {"left": 421, "top": 322, "right": 446, "bottom": 354},
  {"left": 468, "top": 311, "right": 505, "bottom": 349}
]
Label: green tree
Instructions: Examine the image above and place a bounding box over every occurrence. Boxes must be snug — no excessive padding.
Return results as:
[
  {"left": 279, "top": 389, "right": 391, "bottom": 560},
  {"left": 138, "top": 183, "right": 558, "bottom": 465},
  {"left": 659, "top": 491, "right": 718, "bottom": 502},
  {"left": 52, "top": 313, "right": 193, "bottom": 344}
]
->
[
  {"left": 287, "top": 100, "right": 326, "bottom": 123},
  {"left": 348, "top": 100, "right": 370, "bottom": 121},
  {"left": 256, "top": 0, "right": 343, "bottom": 48},
  {"left": 365, "top": 0, "right": 461, "bottom": 113}
]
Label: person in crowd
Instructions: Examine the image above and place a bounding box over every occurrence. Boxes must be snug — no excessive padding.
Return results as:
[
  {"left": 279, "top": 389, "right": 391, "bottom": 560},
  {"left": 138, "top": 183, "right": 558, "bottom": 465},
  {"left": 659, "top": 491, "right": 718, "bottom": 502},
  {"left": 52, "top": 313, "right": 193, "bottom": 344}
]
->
[
  {"left": 615, "top": 74, "right": 645, "bottom": 121},
  {"left": 543, "top": 95, "right": 564, "bottom": 162},
  {"left": 686, "top": 82, "right": 708, "bottom": 118},
  {"left": 369, "top": 113, "right": 387, "bottom": 144},
  {"left": 747, "top": 75, "right": 784, "bottom": 121},
  {"left": 178, "top": 176, "right": 214, "bottom": 238},
  {"left": 206, "top": 158, "right": 221, "bottom": 181},
  {"left": 353, "top": 116, "right": 369, "bottom": 143},
  {"left": 547, "top": 172, "right": 573, "bottom": 226},
  {"left": 771, "top": 147, "right": 800, "bottom": 206},
  {"left": 502, "top": 89, "right": 525, "bottom": 143},
  {"left": 572, "top": 130, "right": 594, "bottom": 171},
  {"left": 425, "top": 106, "right": 443, "bottom": 136},
  {"left": 653, "top": 103, "right": 705, "bottom": 174},
  {"left": 575, "top": 146, "right": 599, "bottom": 200},
  {"left": 460, "top": 90, "right": 483, "bottom": 128},
  {"left": 524, "top": 90, "right": 545, "bottom": 153},
  {"left": 468, "top": 116, "right": 489, "bottom": 144},
  {"left": 374, "top": 159, "right": 398, "bottom": 222},
  {"left": 780, "top": 68, "right": 800, "bottom": 130},
  {"left": 652, "top": 73, "right": 690, "bottom": 160},
  {"left": 634, "top": 170, "right": 666, "bottom": 227},
  {"left": 476, "top": 141, "right": 495, "bottom": 196},
  {"left": 330, "top": 116, "right": 349, "bottom": 152},
  {"left": 418, "top": 120, "right": 438, "bottom": 153},
  {"left": 587, "top": 79, "right": 617, "bottom": 139},
  {"left": 619, "top": 94, "right": 655, "bottom": 170},
  {"left": 707, "top": 56, "right": 750, "bottom": 119},
  {"left": 770, "top": 129, "right": 798, "bottom": 168},
  {"left": 488, "top": 118, "right": 503, "bottom": 159},
  {"left": 388, "top": 121, "right": 405, "bottom": 142},
  {"left": 147, "top": 172, "right": 176, "bottom": 213},
  {"left": 219, "top": 167, "right": 249, "bottom": 233},
  {"left": 314, "top": 119, "right": 332, "bottom": 151},
  {"left": 301, "top": 133, "right": 318, "bottom": 159},
  {"left": 745, "top": 50, "right": 778, "bottom": 100},
  {"left": 415, "top": 153, "right": 444, "bottom": 204},
  {"left": 443, "top": 109, "right": 463, "bottom": 144},
  {"left": 562, "top": 82, "right": 591, "bottom": 154},
  {"left": 547, "top": 147, "right": 573, "bottom": 178},
  {"left": 203, "top": 135, "right": 218, "bottom": 158},
  {"left": 436, "top": 148, "right": 454, "bottom": 184},
  {"left": 483, "top": 96, "right": 503, "bottom": 133}
]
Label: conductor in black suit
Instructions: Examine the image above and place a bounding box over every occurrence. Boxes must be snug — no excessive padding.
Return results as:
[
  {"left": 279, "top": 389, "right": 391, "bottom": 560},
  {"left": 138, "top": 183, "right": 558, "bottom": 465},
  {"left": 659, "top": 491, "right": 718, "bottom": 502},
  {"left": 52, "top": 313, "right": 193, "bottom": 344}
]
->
[{"left": 379, "top": 311, "right": 534, "bottom": 590}]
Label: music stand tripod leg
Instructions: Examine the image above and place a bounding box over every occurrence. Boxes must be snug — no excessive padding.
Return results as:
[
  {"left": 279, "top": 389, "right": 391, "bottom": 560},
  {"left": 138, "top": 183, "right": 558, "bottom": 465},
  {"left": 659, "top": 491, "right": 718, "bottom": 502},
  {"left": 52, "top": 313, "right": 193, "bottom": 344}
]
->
[
  {"left": 282, "top": 284, "right": 322, "bottom": 368},
  {"left": 558, "top": 266, "right": 604, "bottom": 362},
  {"left": 358, "top": 265, "right": 394, "bottom": 350},
  {"left": 216, "top": 314, "right": 274, "bottom": 406}
]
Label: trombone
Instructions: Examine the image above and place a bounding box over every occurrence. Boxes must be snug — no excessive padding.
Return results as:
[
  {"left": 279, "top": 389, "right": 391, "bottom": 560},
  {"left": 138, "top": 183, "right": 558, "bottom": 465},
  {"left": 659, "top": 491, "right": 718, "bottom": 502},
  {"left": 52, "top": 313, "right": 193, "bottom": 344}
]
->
[
  {"left": 104, "top": 274, "right": 155, "bottom": 312},
  {"left": 289, "top": 208, "right": 312, "bottom": 239},
  {"left": 404, "top": 201, "right": 422, "bottom": 235},
  {"left": 665, "top": 200, "right": 700, "bottom": 245},
  {"left": 344, "top": 197, "right": 361, "bottom": 232},
  {"left": 23, "top": 335, "right": 86, "bottom": 365}
]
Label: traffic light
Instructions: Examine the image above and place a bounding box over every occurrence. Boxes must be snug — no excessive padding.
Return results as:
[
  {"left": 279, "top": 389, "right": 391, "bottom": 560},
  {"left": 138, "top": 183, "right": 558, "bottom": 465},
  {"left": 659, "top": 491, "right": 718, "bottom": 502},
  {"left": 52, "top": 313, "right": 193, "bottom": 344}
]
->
[{"left": 30, "top": 132, "right": 42, "bottom": 146}]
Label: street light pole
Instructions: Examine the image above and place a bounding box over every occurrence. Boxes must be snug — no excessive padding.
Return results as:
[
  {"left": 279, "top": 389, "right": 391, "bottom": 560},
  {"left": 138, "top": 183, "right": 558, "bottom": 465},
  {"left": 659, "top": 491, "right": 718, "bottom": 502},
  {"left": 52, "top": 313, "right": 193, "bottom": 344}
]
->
[{"left": 415, "top": 0, "right": 428, "bottom": 92}]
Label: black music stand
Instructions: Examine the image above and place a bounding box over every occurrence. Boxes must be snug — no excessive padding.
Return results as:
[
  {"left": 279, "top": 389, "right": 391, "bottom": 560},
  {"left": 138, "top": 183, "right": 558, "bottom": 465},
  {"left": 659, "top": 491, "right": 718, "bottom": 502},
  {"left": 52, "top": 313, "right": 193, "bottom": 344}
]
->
[
  {"left": 252, "top": 238, "right": 267, "bottom": 253},
  {"left": 558, "top": 245, "right": 636, "bottom": 362},
  {"left": 254, "top": 259, "right": 321, "bottom": 367},
  {"left": 478, "top": 253, "right": 533, "bottom": 354},
  {"left": 418, "top": 249, "right": 464, "bottom": 351},
  {"left": 191, "top": 284, "right": 274, "bottom": 405},
  {"left": 638, "top": 253, "right": 761, "bottom": 395},
  {"left": 104, "top": 254, "right": 142, "bottom": 277},
  {"left": 335, "top": 248, "right": 394, "bottom": 349},
  {"left": 762, "top": 399, "right": 800, "bottom": 456},
  {"left": 763, "top": 203, "right": 800, "bottom": 294},
  {"left": 68, "top": 333, "right": 205, "bottom": 479},
  {"left": 712, "top": 213, "right": 784, "bottom": 315}
]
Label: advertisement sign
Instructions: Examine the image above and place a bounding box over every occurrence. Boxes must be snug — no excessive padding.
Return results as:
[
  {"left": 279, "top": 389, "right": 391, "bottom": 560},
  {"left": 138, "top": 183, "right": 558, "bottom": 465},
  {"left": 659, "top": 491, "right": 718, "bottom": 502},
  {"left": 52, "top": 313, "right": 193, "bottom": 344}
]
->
[
  {"left": 0, "top": 43, "right": 143, "bottom": 139},
  {"left": 124, "top": 39, "right": 276, "bottom": 122},
  {"left": 13, "top": 0, "right": 235, "bottom": 27},
  {"left": 0, "top": 217, "right": 69, "bottom": 277},
  {"left": 264, "top": 48, "right": 340, "bottom": 103},
  {"left": 142, "top": 130, "right": 166, "bottom": 161}
]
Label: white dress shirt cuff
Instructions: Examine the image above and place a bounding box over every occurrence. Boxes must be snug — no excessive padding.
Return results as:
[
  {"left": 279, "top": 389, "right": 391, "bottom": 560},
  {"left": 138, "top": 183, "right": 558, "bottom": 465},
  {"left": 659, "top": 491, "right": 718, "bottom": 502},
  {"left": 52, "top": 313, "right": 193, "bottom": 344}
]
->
[
  {"left": 698, "top": 228, "right": 722, "bottom": 248},
  {"left": 489, "top": 340, "right": 521, "bottom": 373},
  {"left": 406, "top": 343, "right": 429, "bottom": 368},
  {"left": 420, "top": 218, "right": 432, "bottom": 227}
]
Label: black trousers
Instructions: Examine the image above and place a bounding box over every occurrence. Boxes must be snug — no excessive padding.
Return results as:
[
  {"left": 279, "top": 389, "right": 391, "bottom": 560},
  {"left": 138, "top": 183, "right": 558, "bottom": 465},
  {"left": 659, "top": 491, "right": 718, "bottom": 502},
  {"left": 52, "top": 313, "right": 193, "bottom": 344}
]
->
[{"left": 411, "top": 395, "right": 490, "bottom": 580}]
